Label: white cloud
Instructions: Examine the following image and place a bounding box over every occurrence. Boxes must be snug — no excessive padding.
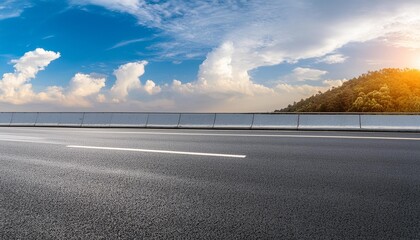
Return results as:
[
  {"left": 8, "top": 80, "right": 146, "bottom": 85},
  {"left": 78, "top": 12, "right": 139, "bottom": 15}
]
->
[
  {"left": 0, "top": 0, "right": 31, "bottom": 20},
  {"left": 71, "top": 0, "right": 167, "bottom": 26},
  {"left": 0, "top": 10, "right": 22, "bottom": 20},
  {"left": 274, "top": 79, "right": 345, "bottom": 99},
  {"left": 72, "top": 0, "right": 141, "bottom": 14},
  {"left": 0, "top": 49, "right": 346, "bottom": 112},
  {"left": 110, "top": 61, "right": 146, "bottom": 102},
  {"left": 108, "top": 61, "right": 161, "bottom": 101},
  {"left": 0, "top": 49, "right": 108, "bottom": 107},
  {"left": 42, "top": 35, "right": 55, "bottom": 40},
  {"left": 11, "top": 48, "right": 61, "bottom": 79},
  {"left": 196, "top": 42, "right": 273, "bottom": 96},
  {"left": 69, "top": 73, "right": 105, "bottom": 97},
  {"left": 275, "top": 84, "right": 327, "bottom": 95},
  {"left": 37, "top": 73, "right": 106, "bottom": 107},
  {"left": 62, "top": 73, "right": 107, "bottom": 107},
  {"left": 292, "top": 67, "right": 328, "bottom": 81},
  {"left": 322, "top": 79, "right": 347, "bottom": 88},
  {"left": 72, "top": 1, "right": 420, "bottom": 59},
  {"left": 143, "top": 80, "right": 161, "bottom": 95},
  {"left": 167, "top": 42, "right": 274, "bottom": 98},
  {"left": 0, "top": 48, "right": 60, "bottom": 104},
  {"left": 37, "top": 86, "right": 65, "bottom": 102},
  {"left": 96, "top": 94, "right": 106, "bottom": 103},
  {"left": 0, "top": 51, "right": 158, "bottom": 109},
  {"left": 108, "top": 37, "right": 150, "bottom": 50},
  {"left": 317, "top": 54, "right": 348, "bottom": 64},
  {"left": 171, "top": 79, "right": 194, "bottom": 94}
]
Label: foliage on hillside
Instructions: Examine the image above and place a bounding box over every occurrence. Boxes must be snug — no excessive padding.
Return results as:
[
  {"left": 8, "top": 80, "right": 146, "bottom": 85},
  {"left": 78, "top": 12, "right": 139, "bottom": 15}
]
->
[{"left": 277, "top": 68, "right": 420, "bottom": 112}]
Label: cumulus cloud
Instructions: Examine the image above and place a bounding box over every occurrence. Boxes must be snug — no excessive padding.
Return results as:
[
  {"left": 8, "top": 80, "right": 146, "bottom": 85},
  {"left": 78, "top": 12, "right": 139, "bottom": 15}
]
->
[
  {"left": 57, "top": 73, "right": 107, "bottom": 107},
  {"left": 0, "top": 48, "right": 346, "bottom": 112},
  {"left": 143, "top": 80, "right": 161, "bottom": 95},
  {"left": 0, "top": 49, "right": 165, "bottom": 109},
  {"left": 69, "top": 73, "right": 105, "bottom": 97},
  {"left": 37, "top": 86, "right": 65, "bottom": 102},
  {"left": 110, "top": 61, "right": 160, "bottom": 102},
  {"left": 110, "top": 61, "right": 145, "bottom": 102},
  {"left": 31, "top": 73, "right": 106, "bottom": 108},
  {"left": 195, "top": 42, "right": 273, "bottom": 96},
  {"left": 0, "top": 48, "right": 60, "bottom": 104},
  {"left": 0, "top": 49, "right": 108, "bottom": 107},
  {"left": 171, "top": 80, "right": 194, "bottom": 94},
  {"left": 165, "top": 41, "right": 274, "bottom": 100}
]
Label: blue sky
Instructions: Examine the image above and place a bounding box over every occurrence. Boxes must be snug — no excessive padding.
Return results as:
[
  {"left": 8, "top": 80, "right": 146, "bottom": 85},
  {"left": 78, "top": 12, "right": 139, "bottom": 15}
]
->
[{"left": 1, "top": 0, "right": 420, "bottom": 112}]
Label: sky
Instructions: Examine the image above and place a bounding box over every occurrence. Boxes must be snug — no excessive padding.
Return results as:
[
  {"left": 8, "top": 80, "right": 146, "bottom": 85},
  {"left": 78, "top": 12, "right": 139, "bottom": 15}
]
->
[{"left": 1, "top": 0, "right": 420, "bottom": 112}]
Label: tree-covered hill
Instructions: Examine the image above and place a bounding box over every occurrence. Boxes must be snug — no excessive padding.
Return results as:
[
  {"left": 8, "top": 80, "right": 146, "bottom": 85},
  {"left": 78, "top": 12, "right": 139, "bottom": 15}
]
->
[{"left": 277, "top": 68, "right": 420, "bottom": 112}]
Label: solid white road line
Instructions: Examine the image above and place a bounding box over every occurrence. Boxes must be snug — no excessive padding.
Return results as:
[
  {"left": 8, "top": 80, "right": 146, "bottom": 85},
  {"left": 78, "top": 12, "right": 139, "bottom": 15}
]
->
[
  {"left": 0, "top": 134, "right": 61, "bottom": 144},
  {"left": 0, "top": 139, "right": 61, "bottom": 144},
  {"left": 66, "top": 145, "right": 246, "bottom": 158}
]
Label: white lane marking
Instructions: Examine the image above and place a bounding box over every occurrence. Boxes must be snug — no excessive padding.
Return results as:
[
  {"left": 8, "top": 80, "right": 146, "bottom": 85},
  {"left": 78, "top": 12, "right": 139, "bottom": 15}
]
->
[
  {"left": 0, "top": 135, "right": 62, "bottom": 144},
  {"left": 0, "top": 139, "right": 61, "bottom": 144},
  {"left": 66, "top": 145, "right": 246, "bottom": 158},
  {"left": 0, "top": 134, "right": 43, "bottom": 140}
]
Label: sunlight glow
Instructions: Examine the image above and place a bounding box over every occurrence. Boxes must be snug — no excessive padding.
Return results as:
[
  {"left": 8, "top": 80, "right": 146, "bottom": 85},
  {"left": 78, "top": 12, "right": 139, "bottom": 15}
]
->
[{"left": 413, "top": 57, "right": 420, "bottom": 69}]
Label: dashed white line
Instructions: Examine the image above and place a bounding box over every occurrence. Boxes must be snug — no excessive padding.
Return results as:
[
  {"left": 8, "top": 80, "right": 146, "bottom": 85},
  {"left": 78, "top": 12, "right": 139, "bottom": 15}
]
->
[{"left": 66, "top": 145, "right": 246, "bottom": 158}]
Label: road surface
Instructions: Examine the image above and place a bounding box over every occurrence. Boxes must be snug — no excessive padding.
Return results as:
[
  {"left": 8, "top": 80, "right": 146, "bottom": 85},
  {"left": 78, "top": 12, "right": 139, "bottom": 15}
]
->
[{"left": 1, "top": 127, "right": 419, "bottom": 239}]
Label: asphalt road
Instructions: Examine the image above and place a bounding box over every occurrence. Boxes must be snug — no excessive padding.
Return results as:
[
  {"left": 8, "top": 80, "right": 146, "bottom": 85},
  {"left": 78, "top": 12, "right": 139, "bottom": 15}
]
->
[{"left": 0, "top": 127, "right": 419, "bottom": 239}]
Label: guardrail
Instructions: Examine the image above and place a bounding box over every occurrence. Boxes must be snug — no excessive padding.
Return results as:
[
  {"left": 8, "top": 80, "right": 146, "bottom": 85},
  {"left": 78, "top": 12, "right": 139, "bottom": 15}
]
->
[{"left": 1, "top": 112, "right": 420, "bottom": 131}]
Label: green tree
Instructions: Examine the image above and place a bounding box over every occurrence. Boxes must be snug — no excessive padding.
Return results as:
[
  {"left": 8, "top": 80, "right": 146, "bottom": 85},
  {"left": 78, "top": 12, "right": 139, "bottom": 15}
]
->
[
  {"left": 277, "top": 68, "right": 420, "bottom": 113},
  {"left": 350, "top": 85, "right": 394, "bottom": 112}
]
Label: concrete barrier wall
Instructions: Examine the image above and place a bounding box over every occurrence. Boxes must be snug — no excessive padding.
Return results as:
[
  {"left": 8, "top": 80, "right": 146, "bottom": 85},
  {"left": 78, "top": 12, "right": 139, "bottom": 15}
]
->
[
  {"left": 59, "top": 113, "right": 84, "bottom": 127},
  {"left": 82, "top": 113, "right": 113, "bottom": 127},
  {"left": 3, "top": 112, "right": 420, "bottom": 131},
  {"left": 361, "top": 115, "right": 420, "bottom": 131},
  {"left": 178, "top": 114, "right": 216, "bottom": 128},
  {"left": 0, "top": 112, "right": 13, "bottom": 126},
  {"left": 10, "top": 112, "right": 38, "bottom": 126},
  {"left": 35, "top": 113, "right": 60, "bottom": 126},
  {"left": 110, "top": 113, "right": 148, "bottom": 127},
  {"left": 214, "top": 114, "right": 254, "bottom": 129},
  {"left": 146, "top": 113, "right": 180, "bottom": 128},
  {"left": 252, "top": 114, "right": 298, "bottom": 129},
  {"left": 298, "top": 114, "right": 360, "bottom": 130}
]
